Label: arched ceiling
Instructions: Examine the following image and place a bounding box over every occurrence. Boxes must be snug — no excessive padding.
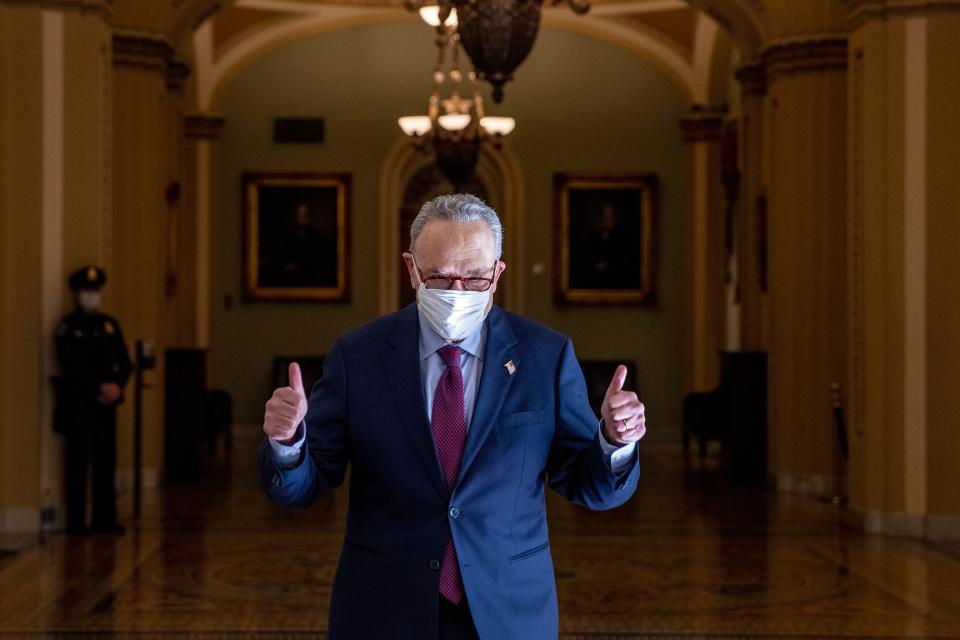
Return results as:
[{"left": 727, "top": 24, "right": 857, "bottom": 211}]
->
[
  {"left": 165, "top": 0, "right": 773, "bottom": 54},
  {"left": 132, "top": 0, "right": 845, "bottom": 115},
  {"left": 187, "top": 0, "right": 736, "bottom": 111}
]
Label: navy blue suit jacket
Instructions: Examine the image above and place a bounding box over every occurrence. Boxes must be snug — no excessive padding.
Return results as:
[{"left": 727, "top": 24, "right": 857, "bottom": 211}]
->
[{"left": 257, "top": 304, "right": 640, "bottom": 639}]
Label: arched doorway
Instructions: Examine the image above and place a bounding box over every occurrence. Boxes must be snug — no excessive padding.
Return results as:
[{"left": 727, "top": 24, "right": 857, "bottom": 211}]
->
[
  {"left": 378, "top": 136, "right": 525, "bottom": 315},
  {"left": 395, "top": 165, "right": 491, "bottom": 310}
]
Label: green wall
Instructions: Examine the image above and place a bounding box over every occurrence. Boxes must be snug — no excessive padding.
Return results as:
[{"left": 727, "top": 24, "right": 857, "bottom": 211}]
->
[{"left": 213, "top": 19, "right": 690, "bottom": 431}]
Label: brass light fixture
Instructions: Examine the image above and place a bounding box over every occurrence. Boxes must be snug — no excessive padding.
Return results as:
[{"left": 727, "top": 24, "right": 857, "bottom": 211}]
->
[
  {"left": 405, "top": 0, "right": 591, "bottom": 103},
  {"left": 398, "top": 14, "right": 515, "bottom": 185}
]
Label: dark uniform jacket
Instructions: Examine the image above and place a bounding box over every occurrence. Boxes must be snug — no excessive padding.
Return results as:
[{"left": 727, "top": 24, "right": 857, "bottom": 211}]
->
[{"left": 54, "top": 309, "right": 132, "bottom": 432}]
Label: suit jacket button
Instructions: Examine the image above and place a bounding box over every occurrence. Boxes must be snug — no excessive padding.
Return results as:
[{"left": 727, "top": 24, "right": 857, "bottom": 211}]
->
[{"left": 429, "top": 559, "right": 440, "bottom": 570}]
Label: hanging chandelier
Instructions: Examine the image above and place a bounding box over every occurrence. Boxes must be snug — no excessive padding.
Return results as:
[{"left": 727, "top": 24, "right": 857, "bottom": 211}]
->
[
  {"left": 398, "top": 14, "right": 515, "bottom": 185},
  {"left": 405, "top": 0, "right": 591, "bottom": 103}
]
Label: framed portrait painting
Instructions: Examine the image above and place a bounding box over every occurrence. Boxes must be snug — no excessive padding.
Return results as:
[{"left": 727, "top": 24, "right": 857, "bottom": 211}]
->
[
  {"left": 242, "top": 172, "right": 351, "bottom": 302},
  {"left": 553, "top": 173, "right": 657, "bottom": 306}
]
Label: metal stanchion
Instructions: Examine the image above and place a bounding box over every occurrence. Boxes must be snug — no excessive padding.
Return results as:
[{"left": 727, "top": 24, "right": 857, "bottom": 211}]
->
[
  {"left": 133, "top": 340, "right": 156, "bottom": 520},
  {"left": 830, "top": 382, "right": 849, "bottom": 507}
]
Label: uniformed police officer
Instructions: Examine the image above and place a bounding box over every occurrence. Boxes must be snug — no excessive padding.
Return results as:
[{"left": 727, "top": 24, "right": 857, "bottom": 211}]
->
[{"left": 55, "top": 266, "right": 132, "bottom": 535}]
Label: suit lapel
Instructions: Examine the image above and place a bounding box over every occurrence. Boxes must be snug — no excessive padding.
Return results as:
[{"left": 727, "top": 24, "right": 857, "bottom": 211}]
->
[
  {"left": 382, "top": 305, "right": 449, "bottom": 501},
  {"left": 455, "top": 306, "right": 518, "bottom": 489}
]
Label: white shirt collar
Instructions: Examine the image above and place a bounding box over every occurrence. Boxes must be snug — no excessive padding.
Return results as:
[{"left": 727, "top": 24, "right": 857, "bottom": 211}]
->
[{"left": 417, "top": 308, "right": 487, "bottom": 362}]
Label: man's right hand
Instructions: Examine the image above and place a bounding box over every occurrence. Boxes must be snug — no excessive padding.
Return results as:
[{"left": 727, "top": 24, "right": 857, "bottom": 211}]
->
[{"left": 263, "top": 362, "right": 308, "bottom": 445}]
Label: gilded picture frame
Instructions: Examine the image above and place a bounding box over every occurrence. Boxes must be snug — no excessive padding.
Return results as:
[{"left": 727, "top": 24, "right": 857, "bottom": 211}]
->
[
  {"left": 242, "top": 172, "right": 351, "bottom": 302},
  {"left": 553, "top": 173, "right": 657, "bottom": 306}
]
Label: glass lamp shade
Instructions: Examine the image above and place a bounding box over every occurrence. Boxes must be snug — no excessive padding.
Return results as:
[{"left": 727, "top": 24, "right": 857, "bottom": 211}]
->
[
  {"left": 419, "top": 6, "right": 458, "bottom": 28},
  {"left": 437, "top": 113, "right": 471, "bottom": 131},
  {"left": 398, "top": 116, "right": 432, "bottom": 136},
  {"left": 479, "top": 116, "right": 516, "bottom": 136}
]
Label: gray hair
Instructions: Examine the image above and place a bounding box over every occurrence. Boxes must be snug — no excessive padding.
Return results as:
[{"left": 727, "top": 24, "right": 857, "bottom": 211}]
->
[{"left": 409, "top": 193, "right": 503, "bottom": 260}]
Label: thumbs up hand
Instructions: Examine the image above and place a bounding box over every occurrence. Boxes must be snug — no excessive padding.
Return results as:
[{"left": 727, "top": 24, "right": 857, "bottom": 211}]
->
[
  {"left": 601, "top": 364, "right": 646, "bottom": 446},
  {"left": 263, "top": 362, "right": 308, "bottom": 445}
]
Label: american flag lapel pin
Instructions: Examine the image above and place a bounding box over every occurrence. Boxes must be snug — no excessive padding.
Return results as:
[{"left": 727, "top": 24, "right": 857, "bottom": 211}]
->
[{"left": 504, "top": 360, "right": 517, "bottom": 376}]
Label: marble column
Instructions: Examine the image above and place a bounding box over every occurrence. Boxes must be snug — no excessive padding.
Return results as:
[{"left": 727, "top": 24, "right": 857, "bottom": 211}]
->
[
  {"left": 761, "top": 36, "right": 849, "bottom": 494},
  {"left": 845, "top": 0, "right": 960, "bottom": 540},
  {"left": 111, "top": 32, "right": 191, "bottom": 488},
  {"left": 0, "top": 0, "right": 112, "bottom": 532}
]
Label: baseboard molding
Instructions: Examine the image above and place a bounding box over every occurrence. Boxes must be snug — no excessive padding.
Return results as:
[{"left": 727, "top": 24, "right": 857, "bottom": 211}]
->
[
  {"left": 845, "top": 507, "right": 960, "bottom": 541},
  {"left": 771, "top": 472, "right": 836, "bottom": 497},
  {"left": 0, "top": 468, "right": 160, "bottom": 534},
  {"left": 0, "top": 508, "right": 40, "bottom": 533}
]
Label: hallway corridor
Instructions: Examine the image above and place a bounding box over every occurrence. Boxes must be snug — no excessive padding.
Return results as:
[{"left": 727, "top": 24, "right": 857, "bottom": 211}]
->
[{"left": 1, "top": 430, "right": 959, "bottom": 639}]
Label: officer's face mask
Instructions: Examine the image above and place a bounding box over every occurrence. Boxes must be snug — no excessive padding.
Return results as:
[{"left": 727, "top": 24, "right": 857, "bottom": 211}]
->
[{"left": 77, "top": 290, "right": 101, "bottom": 313}]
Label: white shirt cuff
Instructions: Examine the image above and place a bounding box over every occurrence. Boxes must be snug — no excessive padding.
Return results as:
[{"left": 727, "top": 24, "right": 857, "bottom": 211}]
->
[
  {"left": 268, "top": 422, "right": 306, "bottom": 467},
  {"left": 598, "top": 421, "right": 637, "bottom": 474}
]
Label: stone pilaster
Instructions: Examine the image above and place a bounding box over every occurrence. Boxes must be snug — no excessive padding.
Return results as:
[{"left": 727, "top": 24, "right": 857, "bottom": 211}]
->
[
  {"left": 680, "top": 106, "right": 727, "bottom": 393},
  {"left": 733, "top": 59, "right": 768, "bottom": 352}
]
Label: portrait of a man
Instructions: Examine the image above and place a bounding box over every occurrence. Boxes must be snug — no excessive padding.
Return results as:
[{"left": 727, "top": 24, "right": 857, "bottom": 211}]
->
[
  {"left": 554, "top": 173, "right": 656, "bottom": 305},
  {"left": 243, "top": 173, "right": 351, "bottom": 302}
]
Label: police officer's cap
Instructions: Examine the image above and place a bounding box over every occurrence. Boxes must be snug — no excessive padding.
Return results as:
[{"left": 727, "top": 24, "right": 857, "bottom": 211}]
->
[{"left": 68, "top": 265, "right": 106, "bottom": 291}]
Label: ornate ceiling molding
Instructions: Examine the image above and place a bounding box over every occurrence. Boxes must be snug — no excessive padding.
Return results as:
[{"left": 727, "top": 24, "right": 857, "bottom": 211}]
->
[
  {"left": 845, "top": 0, "right": 960, "bottom": 30},
  {"left": 760, "top": 35, "right": 847, "bottom": 84},
  {"left": 0, "top": 0, "right": 111, "bottom": 20},
  {"left": 732, "top": 34, "right": 847, "bottom": 95}
]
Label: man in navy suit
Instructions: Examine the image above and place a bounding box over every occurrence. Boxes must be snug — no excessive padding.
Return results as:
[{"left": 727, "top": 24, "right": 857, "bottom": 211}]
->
[{"left": 258, "top": 194, "right": 646, "bottom": 639}]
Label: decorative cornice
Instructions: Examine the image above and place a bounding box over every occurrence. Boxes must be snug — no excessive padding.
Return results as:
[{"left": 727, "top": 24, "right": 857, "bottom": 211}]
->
[
  {"left": 0, "top": 0, "right": 110, "bottom": 21},
  {"left": 734, "top": 58, "right": 766, "bottom": 98},
  {"left": 113, "top": 32, "right": 193, "bottom": 89},
  {"left": 846, "top": 0, "right": 960, "bottom": 30},
  {"left": 760, "top": 35, "right": 848, "bottom": 84},
  {"left": 679, "top": 105, "right": 727, "bottom": 142},
  {"left": 183, "top": 113, "right": 225, "bottom": 141}
]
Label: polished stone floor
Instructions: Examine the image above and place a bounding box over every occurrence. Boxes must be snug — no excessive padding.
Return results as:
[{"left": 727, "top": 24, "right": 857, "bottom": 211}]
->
[{"left": 1, "top": 429, "right": 959, "bottom": 639}]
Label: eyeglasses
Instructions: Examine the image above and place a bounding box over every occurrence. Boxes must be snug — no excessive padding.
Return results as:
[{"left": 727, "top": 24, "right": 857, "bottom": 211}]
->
[{"left": 414, "top": 258, "right": 498, "bottom": 292}]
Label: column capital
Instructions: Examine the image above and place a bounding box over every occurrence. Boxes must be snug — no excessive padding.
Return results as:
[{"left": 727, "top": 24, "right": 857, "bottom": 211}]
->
[
  {"left": 113, "top": 31, "right": 172, "bottom": 72},
  {"left": 113, "top": 31, "right": 193, "bottom": 89},
  {"left": 760, "top": 35, "right": 848, "bottom": 84},
  {"left": 184, "top": 112, "right": 225, "bottom": 141},
  {"left": 734, "top": 59, "right": 766, "bottom": 99},
  {"left": 846, "top": 0, "right": 960, "bottom": 30},
  {"left": 679, "top": 105, "right": 727, "bottom": 142}
]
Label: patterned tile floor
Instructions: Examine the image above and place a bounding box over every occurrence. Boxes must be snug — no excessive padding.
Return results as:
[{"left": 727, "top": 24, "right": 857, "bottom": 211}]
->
[{"left": 0, "top": 429, "right": 958, "bottom": 639}]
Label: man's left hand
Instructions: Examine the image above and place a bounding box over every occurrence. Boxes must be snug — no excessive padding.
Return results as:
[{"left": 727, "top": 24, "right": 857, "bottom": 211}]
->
[{"left": 601, "top": 365, "right": 646, "bottom": 445}]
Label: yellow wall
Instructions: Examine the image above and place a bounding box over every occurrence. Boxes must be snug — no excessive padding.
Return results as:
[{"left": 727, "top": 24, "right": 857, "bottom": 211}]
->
[{"left": 0, "top": 7, "right": 44, "bottom": 517}]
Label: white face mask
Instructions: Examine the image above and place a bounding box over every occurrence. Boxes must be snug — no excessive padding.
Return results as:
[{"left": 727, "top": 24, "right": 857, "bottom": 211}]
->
[
  {"left": 417, "top": 286, "right": 490, "bottom": 342},
  {"left": 77, "top": 290, "right": 101, "bottom": 313}
]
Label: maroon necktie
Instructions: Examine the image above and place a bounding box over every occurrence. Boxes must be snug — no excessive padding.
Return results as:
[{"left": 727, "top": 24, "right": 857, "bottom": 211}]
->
[{"left": 432, "top": 345, "right": 466, "bottom": 604}]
